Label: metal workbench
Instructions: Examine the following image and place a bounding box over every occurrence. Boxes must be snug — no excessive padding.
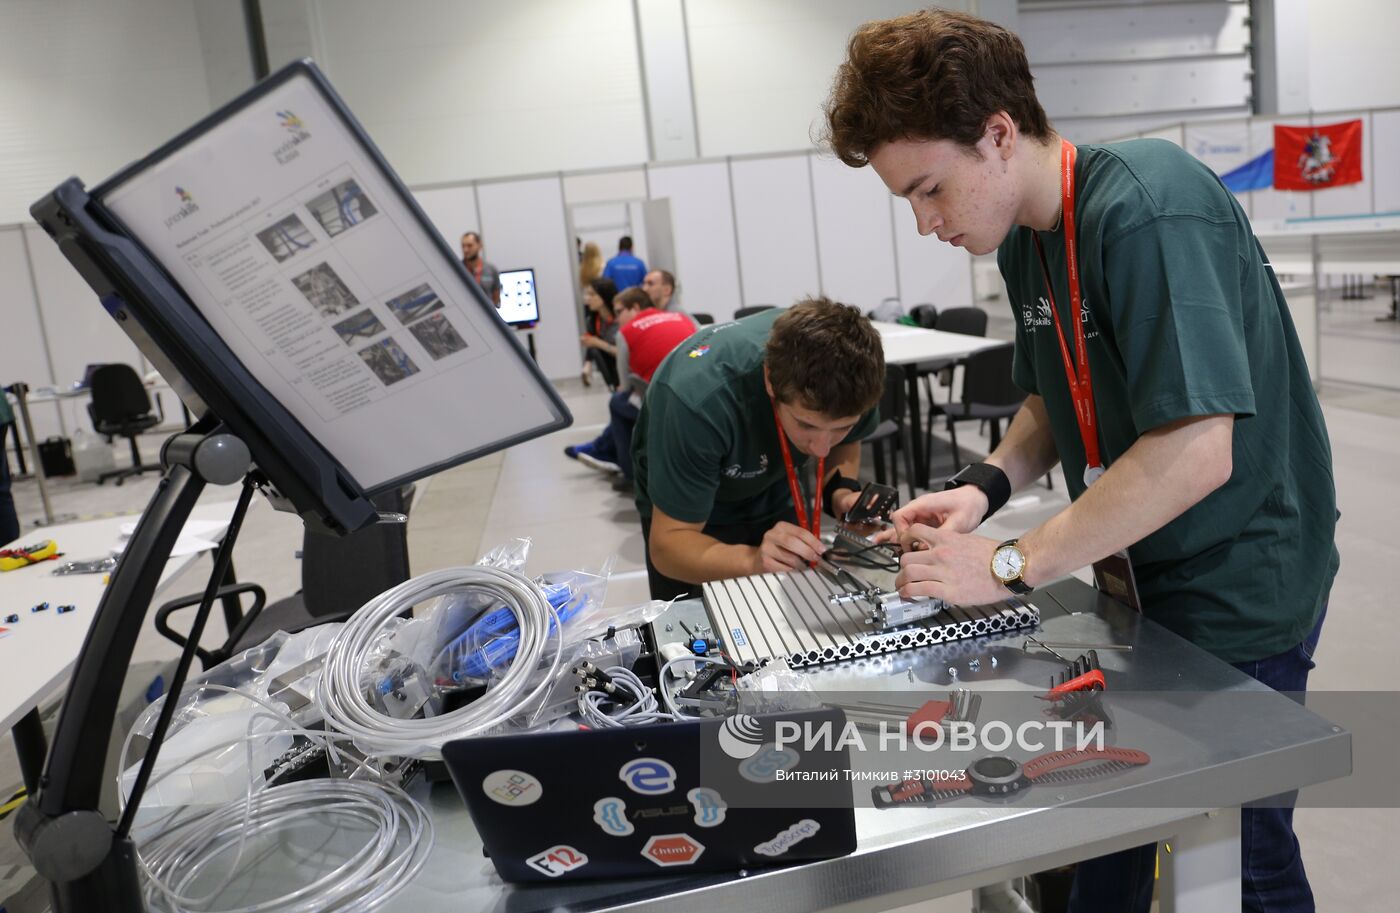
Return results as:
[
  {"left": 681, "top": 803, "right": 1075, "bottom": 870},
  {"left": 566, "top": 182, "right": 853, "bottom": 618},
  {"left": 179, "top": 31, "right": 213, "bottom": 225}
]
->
[{"left": 221, "top": 578, "right": 1351, "bottom": 913}]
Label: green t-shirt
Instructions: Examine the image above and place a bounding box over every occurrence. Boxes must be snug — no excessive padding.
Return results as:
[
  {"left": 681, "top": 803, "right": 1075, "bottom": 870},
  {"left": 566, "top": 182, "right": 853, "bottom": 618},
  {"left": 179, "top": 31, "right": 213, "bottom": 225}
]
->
[
  {"left": 998, "top": 139, "right": 1338, "bottom": 664},
  {"left": 632, "top": 308, "right": 878, "bottom": 527}
]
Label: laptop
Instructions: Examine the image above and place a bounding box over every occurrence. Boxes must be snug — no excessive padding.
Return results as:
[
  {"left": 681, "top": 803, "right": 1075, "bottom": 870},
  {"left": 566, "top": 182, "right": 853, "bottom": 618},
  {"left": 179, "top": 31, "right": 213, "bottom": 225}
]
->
[{"left": 442, "top": 706, "right": 857, "bottom": 882}]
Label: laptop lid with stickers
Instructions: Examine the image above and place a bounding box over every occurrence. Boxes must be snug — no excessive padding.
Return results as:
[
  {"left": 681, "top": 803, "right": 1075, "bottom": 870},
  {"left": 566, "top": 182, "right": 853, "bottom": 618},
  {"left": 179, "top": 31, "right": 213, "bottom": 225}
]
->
[{"left": 441, "top": 707, "right": 857, "bottom": 882}]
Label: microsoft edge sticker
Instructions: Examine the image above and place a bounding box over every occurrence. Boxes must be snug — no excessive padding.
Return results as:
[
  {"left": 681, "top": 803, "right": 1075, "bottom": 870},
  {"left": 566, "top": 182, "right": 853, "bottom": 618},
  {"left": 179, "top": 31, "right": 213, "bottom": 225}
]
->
[
  {"left": 482, "top": 769, "right": 542, "bottom": 806},
  {"left": 619, "top": 757, "right": 677, "bottom": 795},
  {"left": 593, "top": 797, "right": 634, "bottom": 836},
  {"left": 526, "top": 845, "right": 588, "bottom": 878},
  {"left": 687, "top": 787, "right": 727, "bottom": 827}
]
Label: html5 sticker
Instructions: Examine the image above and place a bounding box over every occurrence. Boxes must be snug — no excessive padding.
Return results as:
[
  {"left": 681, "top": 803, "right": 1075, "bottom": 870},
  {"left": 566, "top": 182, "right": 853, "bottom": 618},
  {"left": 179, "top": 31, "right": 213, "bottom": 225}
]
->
[
  {"left": 526, "top": 845, "right": 588, "bottom": 878},
  {"left": 641, "top": 833, "right": 705, "bottom": 867}
]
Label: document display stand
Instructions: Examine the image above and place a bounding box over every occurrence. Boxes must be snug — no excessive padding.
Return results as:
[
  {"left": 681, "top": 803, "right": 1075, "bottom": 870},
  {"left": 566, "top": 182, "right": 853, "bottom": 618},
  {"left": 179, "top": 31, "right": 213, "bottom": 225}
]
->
[{"left": 15, "top": 60, "right": 570, "bottom": 912}]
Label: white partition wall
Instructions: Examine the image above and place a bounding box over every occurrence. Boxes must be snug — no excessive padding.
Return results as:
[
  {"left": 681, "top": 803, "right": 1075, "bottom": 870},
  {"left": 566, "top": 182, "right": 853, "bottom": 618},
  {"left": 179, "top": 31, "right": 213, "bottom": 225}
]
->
[
  {"left": 809, "top": 153, "right": 899, "bottom": 310},
  {"left": 729, "top": 155, "right": 822, "bottom": 309},
  {"left": 645, "top": 161, "right": 743, "bottom": 321},
  {"left": 1374, "top": 111, "right": 1400, "bottom": 215},
  {"left": 891, "top": 201, "right": 973, "bottom": 314},
  {"left": 0, "top": 228, "right": 61, "bottom": 441},
  {"left": 474, "top": 177, "right": 576, "bottom": 380},
  {"left": 412, "top": 186, "right": 481, "bottom": 255},
  {"left": 292, "top": 0, "right": 649, "bottom": 185}
]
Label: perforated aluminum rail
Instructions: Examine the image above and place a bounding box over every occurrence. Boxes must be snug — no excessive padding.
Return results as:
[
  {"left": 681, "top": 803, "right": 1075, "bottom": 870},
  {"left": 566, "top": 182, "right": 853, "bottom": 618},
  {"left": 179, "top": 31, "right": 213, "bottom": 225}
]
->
[{"left": 702, "top": 568, "right": 1040, "bottom": 669}]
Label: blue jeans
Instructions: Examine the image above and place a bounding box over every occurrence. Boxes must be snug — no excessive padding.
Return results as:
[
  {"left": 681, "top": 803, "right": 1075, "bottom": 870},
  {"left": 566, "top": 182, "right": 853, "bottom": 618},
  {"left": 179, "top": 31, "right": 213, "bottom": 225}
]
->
[
  {"left": 1067, "top": 604, "right": 1326, "bottom": 913},
  {"left": 607, "top": 390, "right": 640, "bottom": 480}
]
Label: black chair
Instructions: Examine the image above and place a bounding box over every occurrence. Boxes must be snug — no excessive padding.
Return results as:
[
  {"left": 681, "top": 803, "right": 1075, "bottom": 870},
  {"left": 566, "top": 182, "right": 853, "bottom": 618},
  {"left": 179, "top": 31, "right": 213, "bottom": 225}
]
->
[
  {"left": 914, "top": 307, "right": 989, "bottom": 471},
  {"left": 690, "top": 312, "right": 715, "bottom": 325},
  {"left": 734, "top": 305, "right": 777, "bottom": 320},
  {"left": 865, "top": 363, "right": 919, "bottom": 501},
  {"left": 908, "top": 303, "right": 939, "bottom": 329},
  {"left": 939, "top": 343, "right": 1024, "bottom": 473},
  {"left": 87, "top": 363, "right": 162, "bottom": 485},
  {"left": 156, "top": 486, "right": 414, "bottom": 669}
]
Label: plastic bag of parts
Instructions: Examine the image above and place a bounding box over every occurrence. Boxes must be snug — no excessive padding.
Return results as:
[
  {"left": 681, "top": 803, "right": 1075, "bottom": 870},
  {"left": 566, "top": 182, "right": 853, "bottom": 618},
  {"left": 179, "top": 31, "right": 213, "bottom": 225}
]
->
[
  {"left": 734, "top": 658, "right": 822, "bottom": 715},
  {"left": 359, "top": 539, "right": 669, "bottom": 732},
  {"left": 119, "top": 625, "right": 343, "bottom": 815}
]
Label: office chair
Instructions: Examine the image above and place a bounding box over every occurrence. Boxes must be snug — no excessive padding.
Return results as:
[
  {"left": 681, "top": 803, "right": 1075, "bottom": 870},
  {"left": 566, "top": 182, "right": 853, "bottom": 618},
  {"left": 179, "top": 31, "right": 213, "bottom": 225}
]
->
[
  {"left": 865, "top": 363, "right": 919, "bottom": 501},
  {"left": 155, "top": 486, "right": 414, "bottom": 669},
  {"left": 87, "top": 363, "right": 161, "bottom": 485},
  {"left": 938, "top": 343, "right": 1024, "bottom": 473},
  {"left": 734, "top": 305, "right": 777, "bottom": 320}
]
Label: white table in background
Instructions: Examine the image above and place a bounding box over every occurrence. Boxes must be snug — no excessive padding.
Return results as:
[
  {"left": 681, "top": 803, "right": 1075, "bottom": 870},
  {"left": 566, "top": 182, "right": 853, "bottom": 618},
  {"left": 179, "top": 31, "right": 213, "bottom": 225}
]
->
[
  {"left": 872, "top": 321, "right": 1007, "bottom": 488},
  {"left": 0, "top": 501, "right": 238, "bottom": 793}
]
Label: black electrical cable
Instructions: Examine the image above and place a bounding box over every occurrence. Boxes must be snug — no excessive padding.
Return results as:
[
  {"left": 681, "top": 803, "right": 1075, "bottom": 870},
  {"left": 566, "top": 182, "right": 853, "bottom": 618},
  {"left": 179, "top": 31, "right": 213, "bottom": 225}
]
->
[
  {"left": 115, "top": 476, "right": 257, "bottom": 839},
  {"left": 824, "top": 540, "right": 900, "bottom": 573}
]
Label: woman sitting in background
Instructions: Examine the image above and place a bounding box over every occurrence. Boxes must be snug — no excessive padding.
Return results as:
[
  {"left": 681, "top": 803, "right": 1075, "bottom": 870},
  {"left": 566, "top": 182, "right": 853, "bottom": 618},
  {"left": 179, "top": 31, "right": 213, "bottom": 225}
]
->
[{"left": 580, "top": 277, "right": 620, "bottom": 389}]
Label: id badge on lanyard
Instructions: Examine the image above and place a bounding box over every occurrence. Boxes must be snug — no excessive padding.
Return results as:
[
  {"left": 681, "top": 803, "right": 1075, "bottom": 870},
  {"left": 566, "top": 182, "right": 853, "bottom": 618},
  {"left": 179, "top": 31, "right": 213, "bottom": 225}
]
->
[{"left": 1033, "top": 139, "right": 1104, "bottom": 488}]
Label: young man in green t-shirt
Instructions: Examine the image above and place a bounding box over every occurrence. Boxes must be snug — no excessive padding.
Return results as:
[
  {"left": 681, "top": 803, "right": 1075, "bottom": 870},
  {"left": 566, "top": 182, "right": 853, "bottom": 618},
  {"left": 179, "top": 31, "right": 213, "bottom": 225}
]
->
[
  {"left": 825, "top": 10, "right": 1336, "bottom": 913},
  {"left": 631, "top": 298, "right": 885, "bottom": 601}
]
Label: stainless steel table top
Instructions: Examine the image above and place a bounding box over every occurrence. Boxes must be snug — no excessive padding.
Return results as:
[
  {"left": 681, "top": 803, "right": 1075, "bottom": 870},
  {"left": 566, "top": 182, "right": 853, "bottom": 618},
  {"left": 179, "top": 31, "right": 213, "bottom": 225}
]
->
[{"left": 206, "top": 579, "right": 1351, "bottom": 913}]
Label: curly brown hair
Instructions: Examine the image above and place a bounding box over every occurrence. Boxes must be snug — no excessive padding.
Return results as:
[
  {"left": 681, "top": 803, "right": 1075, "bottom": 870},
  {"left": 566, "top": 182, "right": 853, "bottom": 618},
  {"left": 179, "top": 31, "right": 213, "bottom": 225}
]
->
[
  {"left": 765, "top": 298, "right": 884, "bottom": 418},
  {"left": 823, "top": 8, "right": 1051, "bottom": 167}
]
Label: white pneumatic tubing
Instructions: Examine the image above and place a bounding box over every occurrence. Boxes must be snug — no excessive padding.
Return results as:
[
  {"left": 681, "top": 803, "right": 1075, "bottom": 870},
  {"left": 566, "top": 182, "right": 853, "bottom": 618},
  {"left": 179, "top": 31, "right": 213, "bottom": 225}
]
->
[{"left": 316, "top": 566, "right": 562, "bottom": 758}]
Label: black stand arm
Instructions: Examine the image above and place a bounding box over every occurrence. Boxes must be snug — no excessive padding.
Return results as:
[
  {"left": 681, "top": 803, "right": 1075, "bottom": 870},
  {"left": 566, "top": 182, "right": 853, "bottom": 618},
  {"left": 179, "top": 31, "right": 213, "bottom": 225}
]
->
[{"left": 14, "top": 427, "right": 252, "bottom": 913}]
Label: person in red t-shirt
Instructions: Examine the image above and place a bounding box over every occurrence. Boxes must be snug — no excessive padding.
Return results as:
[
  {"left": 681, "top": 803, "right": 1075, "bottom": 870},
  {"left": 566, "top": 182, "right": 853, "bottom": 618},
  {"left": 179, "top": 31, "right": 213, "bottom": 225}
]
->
[{"left": 564, "top": 287, "right": 698, "bottom": 492}]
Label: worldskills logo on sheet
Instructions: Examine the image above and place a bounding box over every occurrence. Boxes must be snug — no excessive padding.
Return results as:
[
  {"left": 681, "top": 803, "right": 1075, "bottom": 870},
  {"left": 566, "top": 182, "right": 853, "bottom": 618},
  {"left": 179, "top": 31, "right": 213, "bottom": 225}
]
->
[
  {"left": 273, "top": 110, "right": 312, "bottom": 164},
  {"left": 163, "top": 186, "right": 200, "bottom": 229}
]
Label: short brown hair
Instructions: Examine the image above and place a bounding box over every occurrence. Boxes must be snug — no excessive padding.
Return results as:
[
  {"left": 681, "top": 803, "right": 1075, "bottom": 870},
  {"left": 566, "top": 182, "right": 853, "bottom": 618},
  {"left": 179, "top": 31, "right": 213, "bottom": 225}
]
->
[
  {"left": 766, "top": 297, "right": 884, "bottom": 418},
  {"left": 823, "top": 9, "right": 1051, "bottom": 167},
  {"left": 614, "top": 287, "right": 650, "bottom": 313}
]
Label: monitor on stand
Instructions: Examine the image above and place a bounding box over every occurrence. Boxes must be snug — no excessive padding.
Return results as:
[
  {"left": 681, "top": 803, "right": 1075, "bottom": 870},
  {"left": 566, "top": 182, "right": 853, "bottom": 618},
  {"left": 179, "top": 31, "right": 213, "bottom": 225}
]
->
[{"left": 17, "top": 59, "right": 571, "bottom": 912}]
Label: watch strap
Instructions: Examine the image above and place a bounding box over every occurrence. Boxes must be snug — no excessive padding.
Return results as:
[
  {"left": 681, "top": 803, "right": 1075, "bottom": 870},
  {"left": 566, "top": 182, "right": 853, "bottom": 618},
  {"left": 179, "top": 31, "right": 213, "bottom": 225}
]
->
[{"left": 944, "top": 462, "right": 1012, "bottom": 522}]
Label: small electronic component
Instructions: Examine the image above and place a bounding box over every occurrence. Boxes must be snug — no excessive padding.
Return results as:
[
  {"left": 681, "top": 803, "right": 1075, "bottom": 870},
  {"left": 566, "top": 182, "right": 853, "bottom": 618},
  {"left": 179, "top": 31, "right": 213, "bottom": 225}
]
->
[
  {"left": 57, "top": 604, "right": 76, "bottom": 615},
  {"left": 31, "top": 602, "right": 50, "bottom": 613},
  {"left": 4, "top": 614, "right": 18, "bottom": 624}
]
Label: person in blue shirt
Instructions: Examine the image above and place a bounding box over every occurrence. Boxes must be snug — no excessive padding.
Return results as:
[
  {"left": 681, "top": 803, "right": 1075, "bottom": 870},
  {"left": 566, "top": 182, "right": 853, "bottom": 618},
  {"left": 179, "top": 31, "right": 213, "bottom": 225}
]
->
[{"left": 601, "top": 236, "right": 647, "bottom": 291}]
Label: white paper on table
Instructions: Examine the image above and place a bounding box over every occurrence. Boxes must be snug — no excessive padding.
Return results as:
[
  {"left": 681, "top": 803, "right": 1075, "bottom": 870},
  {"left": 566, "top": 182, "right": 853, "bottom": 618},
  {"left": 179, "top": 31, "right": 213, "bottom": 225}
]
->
[
  {"left": 111, "top": 536, "right": 220, "bottom": 558},
  {"left": 119, "top": 519, "right": 227, "bottom": 540}
]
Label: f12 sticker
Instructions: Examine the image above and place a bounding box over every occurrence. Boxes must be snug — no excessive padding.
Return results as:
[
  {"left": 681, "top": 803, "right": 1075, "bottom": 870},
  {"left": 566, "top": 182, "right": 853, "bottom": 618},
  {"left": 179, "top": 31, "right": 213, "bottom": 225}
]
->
[
  {"left": 619, "top": 757, "right": 677, "bottom": 794},
  {"left": 687, "top": 787, "right": 727, "bottom": 827},
  {"left": 481, "top": 769, "right": 542, "bottom": 806},
  {"left": 593, "top": 796, "right": 634, "bottom": 836},
  {"left": 526, "top": 845, "right": 588, "bottom": 878}
]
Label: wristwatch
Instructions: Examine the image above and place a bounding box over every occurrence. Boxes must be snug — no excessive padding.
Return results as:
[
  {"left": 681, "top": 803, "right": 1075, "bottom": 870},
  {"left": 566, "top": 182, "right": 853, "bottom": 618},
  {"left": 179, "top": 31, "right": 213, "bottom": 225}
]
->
[
  {"left": 991, "top": 538, "right": 1033, "bottom": 596},
  {"left": 944, "top": 462, "right": 1011, "bottom": 523}
]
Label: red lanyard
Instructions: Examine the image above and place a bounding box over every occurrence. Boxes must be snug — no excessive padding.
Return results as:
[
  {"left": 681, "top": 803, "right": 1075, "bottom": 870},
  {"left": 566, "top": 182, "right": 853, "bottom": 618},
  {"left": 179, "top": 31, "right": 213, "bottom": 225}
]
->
[
  {"left": 771, "top": 402, "right": 824, "bottom": 539},
  {"left": 1032, "top": 139, "right": 1103, "bottom": 483}
]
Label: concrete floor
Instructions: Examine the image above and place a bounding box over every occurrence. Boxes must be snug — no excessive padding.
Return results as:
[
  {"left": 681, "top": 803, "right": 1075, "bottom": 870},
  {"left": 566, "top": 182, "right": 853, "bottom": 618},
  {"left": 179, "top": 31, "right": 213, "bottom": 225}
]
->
[{"left": 2, "top": 352, "right": 1397, "bottom": 911}]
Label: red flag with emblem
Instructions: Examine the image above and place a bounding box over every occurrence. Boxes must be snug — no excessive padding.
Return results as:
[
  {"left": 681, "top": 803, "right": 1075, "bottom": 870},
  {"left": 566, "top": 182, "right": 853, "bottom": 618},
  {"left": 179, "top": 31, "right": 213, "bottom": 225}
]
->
[{"left": 1273, "top": 120, "right": 1363, "bottom": 191}]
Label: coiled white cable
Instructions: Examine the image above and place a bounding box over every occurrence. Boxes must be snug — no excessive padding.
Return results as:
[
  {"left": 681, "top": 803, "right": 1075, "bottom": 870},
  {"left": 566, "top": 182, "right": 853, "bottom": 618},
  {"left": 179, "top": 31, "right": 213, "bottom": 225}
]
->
[
  {"left": 140, "top": 777, "right": 431, "bottom": 913},
  {"left": 120, "top": 684, "right": 433, "bottom": 913},
  {"left": 659, "top": 655, "right": 730, "bottom": 720},
  {"left": 317, "top": 566, "right": 562, "bottom": 758},
  {"left": 576, "top": 667, "right": 674, "bottom": 728}
]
